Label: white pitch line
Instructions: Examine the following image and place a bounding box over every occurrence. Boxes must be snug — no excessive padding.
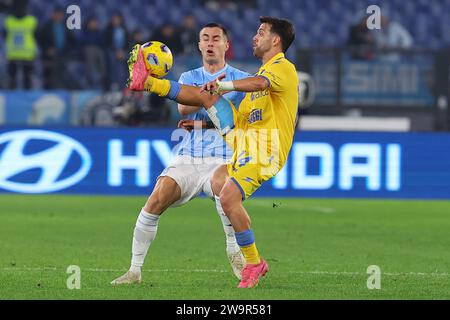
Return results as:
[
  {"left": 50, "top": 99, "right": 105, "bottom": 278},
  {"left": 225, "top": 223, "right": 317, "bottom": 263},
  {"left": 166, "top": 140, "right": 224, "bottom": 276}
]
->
[
  {"left": 246, "top": 200, "right": 337, "bottom": 213},
  {"left": 1, "top": 267, "right": 448, "bottom": 277},
  {"left": 0, "top": 267, "right": 228, "bottom": 273},
  {"left": 290, "top": 271, "right": 450, "bottom": 277}
]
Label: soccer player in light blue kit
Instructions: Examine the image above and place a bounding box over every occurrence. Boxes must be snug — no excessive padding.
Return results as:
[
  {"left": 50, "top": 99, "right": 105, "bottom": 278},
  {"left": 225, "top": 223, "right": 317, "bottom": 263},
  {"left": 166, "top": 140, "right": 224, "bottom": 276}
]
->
[{"left": 112, "top": 23, "right": 249, "bottom": 284}]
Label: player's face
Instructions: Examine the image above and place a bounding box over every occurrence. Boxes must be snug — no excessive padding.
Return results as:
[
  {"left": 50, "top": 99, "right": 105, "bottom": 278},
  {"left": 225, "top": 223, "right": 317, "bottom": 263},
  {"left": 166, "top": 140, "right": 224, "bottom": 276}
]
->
[
  {"left": 252, "top": 23, "right": 274, "bottom": 58},
  {"left": 198, "top": 27, "right": 229, "bottom": 64}
]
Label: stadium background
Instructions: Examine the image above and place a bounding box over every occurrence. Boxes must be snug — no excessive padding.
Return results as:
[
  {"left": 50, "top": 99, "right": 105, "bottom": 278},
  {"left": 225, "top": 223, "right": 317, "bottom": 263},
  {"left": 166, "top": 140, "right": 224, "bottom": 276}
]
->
[
  {"left": 1, "top": 0, "right": 449, "bottom": 199},
  {"left": 1, "top": 0, "right": 450, "bottom": 300}
]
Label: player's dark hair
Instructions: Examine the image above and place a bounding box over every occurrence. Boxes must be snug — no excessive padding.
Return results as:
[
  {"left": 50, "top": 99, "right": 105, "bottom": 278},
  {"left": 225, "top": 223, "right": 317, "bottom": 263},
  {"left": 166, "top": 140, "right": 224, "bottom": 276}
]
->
[
  {"left": 201, "top": 23, "right": 229, "bottom": 40},
  {"left": 259, "top": 16, "right": 295, "bottom": 53}
]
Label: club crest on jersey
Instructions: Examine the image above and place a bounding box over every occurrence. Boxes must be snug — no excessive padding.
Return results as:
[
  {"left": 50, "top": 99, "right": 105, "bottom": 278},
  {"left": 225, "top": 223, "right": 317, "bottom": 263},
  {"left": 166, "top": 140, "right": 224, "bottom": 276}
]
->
[{"left": 248, "top": 109, "right": 263, "bottom": 124}]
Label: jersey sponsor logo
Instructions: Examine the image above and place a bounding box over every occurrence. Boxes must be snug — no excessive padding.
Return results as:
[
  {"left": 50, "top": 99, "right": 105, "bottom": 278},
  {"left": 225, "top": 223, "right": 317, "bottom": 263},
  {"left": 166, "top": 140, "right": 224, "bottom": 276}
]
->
[
  {"left": 250, "top": 90, "right": 269, "bottom": 102},
  {"left": 0, "top": 130, "right": 91, "bottom": 193},
  {"left": 248, "top": 109, "right": 263, "bottom": 123}
]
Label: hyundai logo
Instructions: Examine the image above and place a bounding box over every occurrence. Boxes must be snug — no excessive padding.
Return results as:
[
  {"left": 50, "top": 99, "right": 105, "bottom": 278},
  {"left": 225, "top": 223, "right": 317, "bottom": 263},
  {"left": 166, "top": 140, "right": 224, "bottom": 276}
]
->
[{"left": 0, "top": 130, "right": 91, "bottom": 193}]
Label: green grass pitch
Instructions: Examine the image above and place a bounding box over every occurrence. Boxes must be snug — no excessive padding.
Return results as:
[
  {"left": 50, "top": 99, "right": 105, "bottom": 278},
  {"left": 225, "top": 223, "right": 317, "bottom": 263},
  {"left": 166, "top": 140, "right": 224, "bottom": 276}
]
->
[{"left": 1, "top": 194, "right": 449, "bottom": 299}]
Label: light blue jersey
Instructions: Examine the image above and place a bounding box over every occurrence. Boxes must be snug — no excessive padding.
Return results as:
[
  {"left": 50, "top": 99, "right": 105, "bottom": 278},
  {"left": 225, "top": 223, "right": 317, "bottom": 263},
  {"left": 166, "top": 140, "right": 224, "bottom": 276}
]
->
[{"left": 177, "top": 64, "right": 249, "bottom": 159}]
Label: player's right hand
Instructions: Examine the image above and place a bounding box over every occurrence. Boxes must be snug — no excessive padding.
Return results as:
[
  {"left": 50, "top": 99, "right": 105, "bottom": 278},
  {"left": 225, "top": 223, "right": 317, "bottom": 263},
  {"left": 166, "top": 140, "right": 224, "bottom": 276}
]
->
[
  {"left": 178, "top": 119, "right": 193, "bottom": 131},
  {"left": 178, "top": 119, "right": 206, "bottom": 131}
]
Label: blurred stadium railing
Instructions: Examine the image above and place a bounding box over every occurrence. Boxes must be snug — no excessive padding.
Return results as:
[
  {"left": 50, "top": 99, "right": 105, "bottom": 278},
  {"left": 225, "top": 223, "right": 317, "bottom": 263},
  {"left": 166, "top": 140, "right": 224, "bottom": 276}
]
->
[{"left": 296, "top": 47, "right": 450, "bottom": 131}]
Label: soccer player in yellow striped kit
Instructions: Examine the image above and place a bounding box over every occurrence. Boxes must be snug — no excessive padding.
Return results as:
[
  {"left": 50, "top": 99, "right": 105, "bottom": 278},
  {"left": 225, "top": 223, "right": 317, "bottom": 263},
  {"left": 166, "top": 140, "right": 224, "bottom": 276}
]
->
[{"left": 127, "top": 16, "right": 298, "bottom": 288}]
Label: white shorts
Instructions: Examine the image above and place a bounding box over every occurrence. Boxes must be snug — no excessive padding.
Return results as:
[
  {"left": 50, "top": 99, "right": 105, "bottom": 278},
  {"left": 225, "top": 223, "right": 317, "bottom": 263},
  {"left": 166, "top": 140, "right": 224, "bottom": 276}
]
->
[{"left": 158, "top": 155, "right": 228, "bottom": 207}]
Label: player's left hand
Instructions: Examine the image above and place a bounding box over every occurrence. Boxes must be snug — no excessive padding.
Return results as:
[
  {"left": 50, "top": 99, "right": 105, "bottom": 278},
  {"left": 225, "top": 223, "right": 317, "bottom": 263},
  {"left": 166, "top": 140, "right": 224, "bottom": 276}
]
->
[{"left": 200, "top": 73, "right": 226, "bottom": 94}]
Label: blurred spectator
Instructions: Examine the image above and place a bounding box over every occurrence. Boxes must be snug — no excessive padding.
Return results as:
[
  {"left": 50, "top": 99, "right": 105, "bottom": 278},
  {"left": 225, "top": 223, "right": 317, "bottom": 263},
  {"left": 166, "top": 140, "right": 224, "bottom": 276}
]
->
[
  {"left": 79, "top": 16, "right": 107, "bottom": 90},
  {"left": 4, "top": 0, "right": 37, "bottom": 89},
  {"left": 233, "top": 0, "right": 258, "bottom": 10},
  {"left": 105, "top": 12, "right": 130, "bottom": 90},
  {"left": 241, "top": 0, "right": 258, "bottom": 9},
  {"left": 347, "top": 16, "right": 376, "bottom": 60},
  {"left": 81, "top": 89, "right": 170, "bottom": 126},
  {"left": 130, "top": 29, "right": 145, "bottom": 46},
  {"left": 375, "top": 15, "right": 413, "bottom": 49},
  {"left": 151, "top": 23, "right": 184, "bottom": 56},
  {"left": 225, "top": 34, "right": 235, "bottom": 60},
  {"left": 38, "top": 7, "right": 75, "bottom": 89},
  {"left": 0, "top": 0, "right": 13, "bottom": 12},
  {"left": 180, "top": 15, "right": 198, "bottom": 55},
  {"left": 201, "top": 0, "right": 238, "bottom": 11},
  {"left": 146, "top": 93, "right": 171, "bottom": 125}
]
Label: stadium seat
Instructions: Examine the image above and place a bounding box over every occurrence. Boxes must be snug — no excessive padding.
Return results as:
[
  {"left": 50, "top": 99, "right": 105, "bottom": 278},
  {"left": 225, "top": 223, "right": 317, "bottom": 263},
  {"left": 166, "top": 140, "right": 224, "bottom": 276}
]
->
[{"left": 2, "top": 0, "right": 449, "bottom": 62}]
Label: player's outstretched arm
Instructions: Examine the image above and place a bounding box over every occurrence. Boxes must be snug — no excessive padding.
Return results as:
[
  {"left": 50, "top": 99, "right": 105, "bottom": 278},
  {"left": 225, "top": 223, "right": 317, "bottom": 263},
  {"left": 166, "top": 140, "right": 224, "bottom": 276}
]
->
[
  {"left": 227, "top": 76, "right": 269, "bottom": 92},
  {"left": 201, "top": 73, "right": 269, "bottom": 94},
  {"left": 173, "top": 82, "right": 221, "bottom": 108}
]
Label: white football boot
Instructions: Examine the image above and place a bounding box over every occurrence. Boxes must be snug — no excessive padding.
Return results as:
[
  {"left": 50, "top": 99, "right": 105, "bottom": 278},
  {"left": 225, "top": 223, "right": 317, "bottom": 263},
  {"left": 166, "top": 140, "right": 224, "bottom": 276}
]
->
[
  {"left": 227, "top": 249, "right": 246, "bottom": 280},
  {"left": 110, "top": 270, "right": 142, "bottom": 285}
]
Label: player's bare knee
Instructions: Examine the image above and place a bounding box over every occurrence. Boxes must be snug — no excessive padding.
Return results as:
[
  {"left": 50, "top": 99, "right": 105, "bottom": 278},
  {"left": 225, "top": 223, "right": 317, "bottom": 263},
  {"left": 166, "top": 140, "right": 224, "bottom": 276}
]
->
[
  {"left": 144, "top": 177, "right": 180, "bottom": 213},
  {"left": 144, "top": 193, "right": 169, "bottom": 214},
  {"left": 218, "top": 190, "right": 236, "bottom": 215},
  {"left": 211, "top": 174, "right": 226, "bottom": 196},
  {"left": 211, "top": 165, "right": 228, "bottom": 196},
  {"left": 211, "top": 178, "right": 221, "bottom": 197}
]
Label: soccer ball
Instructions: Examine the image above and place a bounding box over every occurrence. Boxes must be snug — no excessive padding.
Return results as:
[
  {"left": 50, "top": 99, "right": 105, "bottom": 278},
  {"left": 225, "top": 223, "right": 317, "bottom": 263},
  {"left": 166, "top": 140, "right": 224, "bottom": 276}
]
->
[{"left": 141, "top": 41, "right": 173, "bottom": 78}]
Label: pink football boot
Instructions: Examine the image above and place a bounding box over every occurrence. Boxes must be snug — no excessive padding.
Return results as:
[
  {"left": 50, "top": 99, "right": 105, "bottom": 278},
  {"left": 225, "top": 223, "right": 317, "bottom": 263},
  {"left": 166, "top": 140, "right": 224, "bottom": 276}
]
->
[
  {"left": 238, "top": 258, "right": 269, "bottom": 288},
  {"left": 126, "top": 44, "right": 149, "bottom": 91}
]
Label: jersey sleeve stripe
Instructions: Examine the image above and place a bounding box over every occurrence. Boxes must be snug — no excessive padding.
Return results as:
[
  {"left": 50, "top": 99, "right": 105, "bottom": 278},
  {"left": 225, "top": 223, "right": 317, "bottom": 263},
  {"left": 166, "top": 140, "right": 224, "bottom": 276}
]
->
[{"left": 258, "top": 75, "right": 271, "bottom": 88}]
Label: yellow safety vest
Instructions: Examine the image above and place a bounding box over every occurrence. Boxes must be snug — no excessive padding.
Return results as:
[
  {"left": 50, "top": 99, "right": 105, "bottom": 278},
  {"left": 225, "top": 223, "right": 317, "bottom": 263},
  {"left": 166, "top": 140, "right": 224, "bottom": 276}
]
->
[{"left": 4, "top": 15, "right": 38, "bottom": 61}]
